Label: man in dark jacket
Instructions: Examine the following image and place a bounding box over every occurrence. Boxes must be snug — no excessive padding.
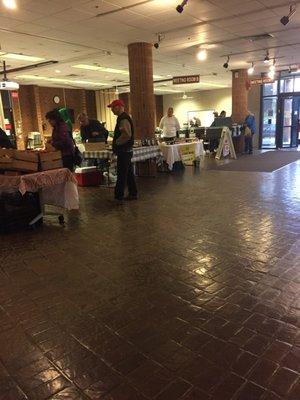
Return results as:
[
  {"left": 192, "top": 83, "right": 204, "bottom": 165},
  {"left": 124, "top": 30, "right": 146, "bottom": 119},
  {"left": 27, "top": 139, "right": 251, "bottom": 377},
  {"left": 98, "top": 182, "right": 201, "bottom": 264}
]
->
[
  {"left": 0, "top": 127, "right": 13, "bottom": 148},
  {"left": 108, "top": 99, "right": 137, "bottom": 203},
  {"left": 78, "top": 113, "right": 108, "bottom": 143}
]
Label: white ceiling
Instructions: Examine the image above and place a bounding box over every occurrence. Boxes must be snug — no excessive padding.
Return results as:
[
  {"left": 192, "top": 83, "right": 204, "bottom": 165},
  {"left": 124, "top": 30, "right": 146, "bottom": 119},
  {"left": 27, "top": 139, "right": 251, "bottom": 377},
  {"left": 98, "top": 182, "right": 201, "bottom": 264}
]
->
[{"left": 0, "top": 0, "right": 300, "bottom": 93}]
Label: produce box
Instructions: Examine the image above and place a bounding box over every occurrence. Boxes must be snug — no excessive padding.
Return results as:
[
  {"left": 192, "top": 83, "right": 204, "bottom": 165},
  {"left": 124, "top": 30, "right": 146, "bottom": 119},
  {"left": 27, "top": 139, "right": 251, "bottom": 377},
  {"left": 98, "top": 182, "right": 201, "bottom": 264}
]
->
[
  {"left": 40, "top": 159, "right": 63, "bottom": 171},
  {"left": 0, "top": 150, "right": 38, "bottom": 172},
  {"left": 14, "top": 150, "right": 39, "bottom": 163},
  {"left": 12, "top": 160, "right": 39, "bottom": 172},
  {"left": 38, "top": 151, "right": 62, "bottom": 162}
]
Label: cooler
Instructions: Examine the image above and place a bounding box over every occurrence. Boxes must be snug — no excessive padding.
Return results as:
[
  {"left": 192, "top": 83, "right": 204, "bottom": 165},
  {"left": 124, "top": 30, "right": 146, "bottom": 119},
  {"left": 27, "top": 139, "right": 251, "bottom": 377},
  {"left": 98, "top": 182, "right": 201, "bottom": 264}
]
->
[{"left": 75, "top": 166, "right": 102, "bottom": 187}]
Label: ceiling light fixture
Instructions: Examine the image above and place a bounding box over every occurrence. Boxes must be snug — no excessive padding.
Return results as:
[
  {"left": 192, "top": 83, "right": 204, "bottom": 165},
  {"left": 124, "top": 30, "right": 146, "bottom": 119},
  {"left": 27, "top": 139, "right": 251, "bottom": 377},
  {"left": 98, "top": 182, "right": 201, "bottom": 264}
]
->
[
  {"left": 280, "top": 3, "right": 296, "bottom": 26},
  {"left": 2, "top": 0, "right": 17, "bottom": 10},
  {"left": 182, "top": 93, "right": 188, "bottom": 99},
  {"left": 269, "top": 59, "right": 276, "bottom": 72},
  {"left": 176, "top": 0, "right": 188, "bottom": 14},
  {"left": 268, "top": 71, "right": 275, "bottom": 79},
  {"left": 197, "top": 48, "right": 207, "bottom": 61},
  {"left": 223, "top": 56, "right": 230, "bottom": 69},
  {"left": 248, "top": 62, "right": 255, "bottom": 75},
  {"left": 264, "top": 51, "right": 270, "bottom": 64}
]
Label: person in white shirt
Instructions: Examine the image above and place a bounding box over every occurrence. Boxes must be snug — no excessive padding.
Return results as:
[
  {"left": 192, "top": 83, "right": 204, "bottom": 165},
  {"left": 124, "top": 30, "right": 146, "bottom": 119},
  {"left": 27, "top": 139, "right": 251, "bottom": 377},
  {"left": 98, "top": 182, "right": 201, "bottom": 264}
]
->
[{"left": 159, "top": 107, "right": 180, "bottom": 139}]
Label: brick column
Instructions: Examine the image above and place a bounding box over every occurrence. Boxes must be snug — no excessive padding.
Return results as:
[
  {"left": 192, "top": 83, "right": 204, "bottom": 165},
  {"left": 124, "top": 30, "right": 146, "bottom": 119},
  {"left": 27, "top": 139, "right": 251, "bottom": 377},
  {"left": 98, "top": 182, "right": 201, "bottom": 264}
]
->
[
  {"left": 128, "top": 42, "right": 155, "bottom": 139},
  {"left": 119, "top": 92, "right": 131, "bottom": 115},
  {"left": 232, "top": 69, "right": 248, "bottom": 124}
]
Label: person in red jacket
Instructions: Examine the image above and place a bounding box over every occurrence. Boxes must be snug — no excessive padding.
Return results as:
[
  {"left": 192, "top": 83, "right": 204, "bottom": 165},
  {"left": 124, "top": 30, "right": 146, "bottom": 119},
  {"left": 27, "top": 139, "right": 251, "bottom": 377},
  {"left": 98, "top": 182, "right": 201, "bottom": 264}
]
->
[{"left": 45, "top": 109, "right": 74, "bottom": 171}]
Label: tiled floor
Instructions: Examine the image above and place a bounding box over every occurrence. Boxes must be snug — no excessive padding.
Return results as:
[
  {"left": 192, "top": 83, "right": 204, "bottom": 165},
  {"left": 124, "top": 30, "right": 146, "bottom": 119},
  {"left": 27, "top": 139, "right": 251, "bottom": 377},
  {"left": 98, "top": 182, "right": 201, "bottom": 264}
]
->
[{"left": 0, "top": 159, "right": 300, "bottom": 399}]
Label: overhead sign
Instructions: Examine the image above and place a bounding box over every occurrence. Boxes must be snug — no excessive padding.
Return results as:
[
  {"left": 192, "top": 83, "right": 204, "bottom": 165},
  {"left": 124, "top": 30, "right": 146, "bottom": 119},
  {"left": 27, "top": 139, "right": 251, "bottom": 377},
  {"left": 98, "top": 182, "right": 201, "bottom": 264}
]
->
[
  {"left": 173, "top": 75, "right": 200, "bottom": 85},
  {"left": 250, "top": 77, "right": 274, "bottom": 85}
]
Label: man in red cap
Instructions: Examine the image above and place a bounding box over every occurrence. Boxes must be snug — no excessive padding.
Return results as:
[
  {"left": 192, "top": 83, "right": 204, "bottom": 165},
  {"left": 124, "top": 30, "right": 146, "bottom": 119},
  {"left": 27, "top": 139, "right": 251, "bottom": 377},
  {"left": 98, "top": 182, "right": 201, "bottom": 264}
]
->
[{"left": 108, "top": 99, "right": 137, "bottom": 203}]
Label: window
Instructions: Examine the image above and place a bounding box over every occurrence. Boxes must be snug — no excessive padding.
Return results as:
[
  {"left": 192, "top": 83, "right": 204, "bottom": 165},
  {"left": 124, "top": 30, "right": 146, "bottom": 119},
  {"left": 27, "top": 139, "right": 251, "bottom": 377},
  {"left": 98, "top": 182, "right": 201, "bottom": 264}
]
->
[
  {"left": 294, "top": 77, "right": 300, "bottom": 92},
  {"left": 263, "top": 81, "right": 278, "bottom": 96},
  {"left": 280, "top": 78, "right": 294, "bottom": 93}
]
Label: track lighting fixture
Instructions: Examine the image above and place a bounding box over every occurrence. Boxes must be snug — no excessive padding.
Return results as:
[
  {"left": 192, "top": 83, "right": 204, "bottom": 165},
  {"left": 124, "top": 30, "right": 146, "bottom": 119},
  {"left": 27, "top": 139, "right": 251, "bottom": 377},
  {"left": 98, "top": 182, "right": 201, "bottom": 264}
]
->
[
  {"left": 264, "top": 51, "right": 270, "bottom": 64},
  {"left": 223, "top": 56, "right": 230, "bottom": 69},
  {"left": 280, "top": 4, "right": 296, "bottom": 26},
  {"left": 197, "top": 48, "right": 207, "bottom": 61},
  {"left": 176, "top": 0, "right": 188, "bottom": 13},
  {"left": 248, "top": 62, "right": 255, "bottom": 75},
  {"left": 154, "top": 33, "right": 164, "bottom": 49}
]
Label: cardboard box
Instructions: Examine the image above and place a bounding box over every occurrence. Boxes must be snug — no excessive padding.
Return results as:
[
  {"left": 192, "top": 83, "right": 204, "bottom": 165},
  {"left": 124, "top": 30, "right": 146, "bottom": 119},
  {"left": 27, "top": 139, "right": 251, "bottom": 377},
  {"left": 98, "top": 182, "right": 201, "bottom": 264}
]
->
[
  {"left": 38, "top": 151, "right": 62, "bottom": 162},
  {"left": 40, "top": 159, "right": 63, "bottom": 171},
  {"left": 84, "top": 142, "right": 107, "bottom": 152}
]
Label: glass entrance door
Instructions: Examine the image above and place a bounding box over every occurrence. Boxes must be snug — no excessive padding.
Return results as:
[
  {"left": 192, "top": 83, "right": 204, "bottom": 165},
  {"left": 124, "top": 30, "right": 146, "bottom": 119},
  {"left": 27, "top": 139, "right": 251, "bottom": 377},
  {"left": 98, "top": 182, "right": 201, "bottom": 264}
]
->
[
  {"left": 280, "top": 96, "right": 300, "bottom": 148},
  {"left": 261, "top": 97, "right": 277, "bottom": 148}
]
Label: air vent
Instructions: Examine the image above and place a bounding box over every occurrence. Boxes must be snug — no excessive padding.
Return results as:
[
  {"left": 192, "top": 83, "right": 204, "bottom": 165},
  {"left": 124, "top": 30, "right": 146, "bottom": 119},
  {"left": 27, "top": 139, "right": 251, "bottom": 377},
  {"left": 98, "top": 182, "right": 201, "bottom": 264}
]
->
[
  {"left": 246, "top": 33, "right": 274, "bottom": 42},
  {"left": 66, "top": 74, "right": 80, "bottom": 77}
]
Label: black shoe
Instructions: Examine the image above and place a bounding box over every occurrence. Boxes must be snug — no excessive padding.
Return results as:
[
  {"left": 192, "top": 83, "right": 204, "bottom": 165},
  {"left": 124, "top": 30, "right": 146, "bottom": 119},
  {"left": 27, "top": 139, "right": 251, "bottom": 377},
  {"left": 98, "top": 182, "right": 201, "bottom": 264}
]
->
[{"left": 124, "top": 195, "right": 138, "bottom": 201}]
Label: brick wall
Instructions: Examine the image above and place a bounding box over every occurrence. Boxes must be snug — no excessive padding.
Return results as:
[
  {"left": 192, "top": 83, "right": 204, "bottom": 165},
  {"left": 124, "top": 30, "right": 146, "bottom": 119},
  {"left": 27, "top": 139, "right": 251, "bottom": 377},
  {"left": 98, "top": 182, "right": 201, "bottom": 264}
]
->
[
  {"left": 12, "top": 85, "right": 97, "bottom": 142},
  {"left": 85, "top": 90, "right": 97, "bottom": 119}
]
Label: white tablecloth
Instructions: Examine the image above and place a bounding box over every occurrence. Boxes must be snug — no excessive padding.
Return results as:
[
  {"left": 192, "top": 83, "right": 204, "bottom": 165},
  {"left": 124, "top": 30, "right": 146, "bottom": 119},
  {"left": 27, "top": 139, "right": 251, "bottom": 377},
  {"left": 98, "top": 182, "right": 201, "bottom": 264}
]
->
[{"left": 160, "top": 141, "right": 204, "bottom": 170}]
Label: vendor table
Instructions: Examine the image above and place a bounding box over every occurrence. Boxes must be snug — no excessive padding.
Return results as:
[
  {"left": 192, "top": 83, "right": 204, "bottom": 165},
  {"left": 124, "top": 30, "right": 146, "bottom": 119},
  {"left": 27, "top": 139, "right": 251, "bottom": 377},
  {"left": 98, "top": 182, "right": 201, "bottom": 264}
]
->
[
  {"left": 159, "top": 140, "right": 204, "bottom": 171},
  {"left": 0, "top": 168, "right": 79, "bottom": 211},
  {"left": 82, "top": 145, "right": 162, "bottom": 163}
]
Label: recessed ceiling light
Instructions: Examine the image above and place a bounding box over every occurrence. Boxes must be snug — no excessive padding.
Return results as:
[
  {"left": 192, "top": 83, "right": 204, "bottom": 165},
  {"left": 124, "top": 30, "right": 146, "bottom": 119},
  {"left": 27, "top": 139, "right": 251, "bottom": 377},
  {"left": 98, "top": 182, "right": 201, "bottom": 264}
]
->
[
  {"left": 0, "top": 53, "right": 45, "bottom": 62},
  {"left": 55, "top": 69, "right": 61, "bottom": 73},
  {"left": 196, "top": 48, "right": 207, "bottom": 61}
]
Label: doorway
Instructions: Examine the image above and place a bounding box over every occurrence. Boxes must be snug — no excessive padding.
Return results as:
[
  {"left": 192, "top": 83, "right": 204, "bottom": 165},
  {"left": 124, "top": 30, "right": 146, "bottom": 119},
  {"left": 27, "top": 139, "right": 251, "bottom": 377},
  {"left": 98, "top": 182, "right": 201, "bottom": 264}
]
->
[{"left": 278, "top": 95, "right": 300, "bottom": 148}]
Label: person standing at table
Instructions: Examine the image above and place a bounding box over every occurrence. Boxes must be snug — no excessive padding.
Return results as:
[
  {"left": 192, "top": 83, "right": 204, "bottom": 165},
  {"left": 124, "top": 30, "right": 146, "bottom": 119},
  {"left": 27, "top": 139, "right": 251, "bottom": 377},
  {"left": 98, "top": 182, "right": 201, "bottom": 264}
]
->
[
  {"left": 108, "top": 99, "right": 137, "bottom": 203},
  {"left": 77, "top": 113, "right": 109, "bottom": 143},
  {"left": 159, "top": 107, "right": 180, "bottom": 139},
  {"left": 45, "top": 110, "right": 74, "bottom": 171}
]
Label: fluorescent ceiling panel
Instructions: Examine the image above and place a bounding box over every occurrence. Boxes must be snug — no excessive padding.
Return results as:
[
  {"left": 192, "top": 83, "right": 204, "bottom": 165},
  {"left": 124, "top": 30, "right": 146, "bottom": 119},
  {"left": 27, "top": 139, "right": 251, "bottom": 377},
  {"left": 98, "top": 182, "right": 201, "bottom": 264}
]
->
[
  {"left": 72, "top": 64, "right": 163, "bottom": 79},
  {"left": 16, "top": 74, "right": 106, "bottom": 86},
  {"left": 0, "top": 53, "right": 45, "bottom": 62}
]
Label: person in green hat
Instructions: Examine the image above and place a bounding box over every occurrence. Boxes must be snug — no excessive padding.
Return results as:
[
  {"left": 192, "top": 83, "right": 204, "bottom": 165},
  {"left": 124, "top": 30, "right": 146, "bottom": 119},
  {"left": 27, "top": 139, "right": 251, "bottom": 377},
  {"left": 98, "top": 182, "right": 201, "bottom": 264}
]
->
[{"left": 58, "top": 108, "right": 73, "bottom": 138}]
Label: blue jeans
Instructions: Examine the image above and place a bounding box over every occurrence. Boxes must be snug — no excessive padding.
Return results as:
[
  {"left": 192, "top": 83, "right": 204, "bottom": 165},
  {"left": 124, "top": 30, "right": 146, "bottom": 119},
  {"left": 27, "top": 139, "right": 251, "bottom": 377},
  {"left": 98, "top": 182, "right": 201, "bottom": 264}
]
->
[{"left": 245, "top": 135, "right": 253, "bottom": 154}]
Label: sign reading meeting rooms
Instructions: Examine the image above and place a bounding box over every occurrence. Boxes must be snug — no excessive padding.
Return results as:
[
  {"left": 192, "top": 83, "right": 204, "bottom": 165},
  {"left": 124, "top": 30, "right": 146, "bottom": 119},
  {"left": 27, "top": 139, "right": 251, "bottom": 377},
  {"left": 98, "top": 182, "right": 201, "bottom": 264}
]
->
[{"left": 173, "top": 75, "right": 200, "bottom": 85}]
